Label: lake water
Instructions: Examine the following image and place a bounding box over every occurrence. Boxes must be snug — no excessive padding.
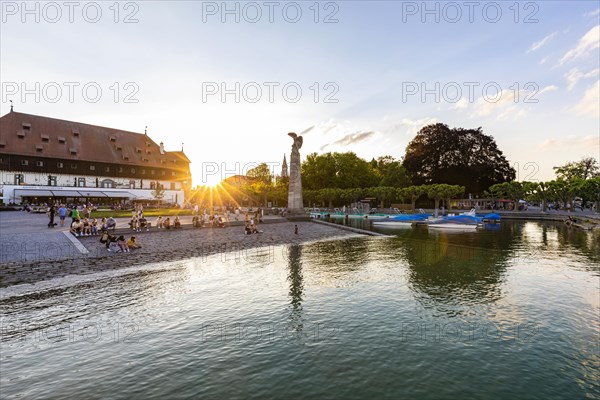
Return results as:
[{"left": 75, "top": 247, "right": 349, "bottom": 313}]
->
[{"left": 1, "top": 221, "right": 599, "bottom": 399}]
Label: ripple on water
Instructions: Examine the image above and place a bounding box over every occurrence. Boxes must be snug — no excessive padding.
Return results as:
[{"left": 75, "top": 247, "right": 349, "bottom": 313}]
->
[{"left": 1, "top": 221, "right": 599, "bottom": 399}]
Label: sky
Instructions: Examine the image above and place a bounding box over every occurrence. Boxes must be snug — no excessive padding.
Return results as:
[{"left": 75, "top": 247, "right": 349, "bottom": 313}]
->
[{"left": 1, "top": 0, "right": 599, "bottom": 186}]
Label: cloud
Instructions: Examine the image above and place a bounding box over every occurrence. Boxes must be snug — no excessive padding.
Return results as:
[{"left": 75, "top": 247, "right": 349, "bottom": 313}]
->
[
  {"left": 496, "top": 106, "right": 530, "bottom": 121},
  {"left": 572, "top": 80, "right": 600, "bottom": 117},
  {"left": 320, "top": 130, "right": 377, "bottom": 150},
  {"left": 539, "top": 134, "right": 600, "bottom": 149},
  {"left": 386, "top": 117, "right": 438, "bottom": 136},
  {"left": 473, "top": 89, "right": 522, "bottom": 117},
  {"left": 527, "top": 32, "right": 558, "bottom": 53},
  {"left": 300, "top": 125, "right": 314, "bottom": 134},
  {"left": 538, "top": 85, "right": 559, "bottom": 95},
  {"left": 583, "top": 8, "right": 600, "bottom": 18},
  {"left": 559, "top": 25, "right": 600, "bottom": 65},
  {"left": 453, "top": 97, "right": 469, "bottom": 110},
  {"left": 473, "top": 85, "right": 557, "bottom": 119},
  {"left": 564, "top": 68, "right": 600, "bottom": 90}
]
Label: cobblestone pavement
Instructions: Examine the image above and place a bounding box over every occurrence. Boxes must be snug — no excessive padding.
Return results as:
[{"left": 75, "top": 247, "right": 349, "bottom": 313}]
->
[
  {"left": 0, "top": 219, "right": 362, "bottom": 287},
  {"left": 0, "top": 210, "right": 283, "bottom": 264}
]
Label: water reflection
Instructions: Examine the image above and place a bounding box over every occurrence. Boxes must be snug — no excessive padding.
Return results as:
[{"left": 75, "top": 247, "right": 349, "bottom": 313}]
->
[{"left": 286, "top": 245, "right": 304, "bottom": 331}]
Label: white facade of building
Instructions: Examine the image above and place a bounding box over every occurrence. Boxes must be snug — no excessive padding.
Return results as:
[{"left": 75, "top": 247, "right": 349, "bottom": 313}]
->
[{"left": 0, "top": 170, "right": 185, "bottom": 205}]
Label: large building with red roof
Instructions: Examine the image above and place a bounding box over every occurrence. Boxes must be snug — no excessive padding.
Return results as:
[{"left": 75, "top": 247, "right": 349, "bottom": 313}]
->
[{"left": 0, "top": 110, "right": 192, "bottom": 205}]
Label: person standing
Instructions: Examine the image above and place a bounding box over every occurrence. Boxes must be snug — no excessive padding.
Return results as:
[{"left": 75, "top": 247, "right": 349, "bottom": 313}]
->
[
  {"left": 58, "top": 204, "right": 67, "bottom": 227},
  {"left": 69, "top": 207, "right": 80, "bottom": 227},
  {"left": 48, "top": 205, "right": 57, "bottom": 228}
]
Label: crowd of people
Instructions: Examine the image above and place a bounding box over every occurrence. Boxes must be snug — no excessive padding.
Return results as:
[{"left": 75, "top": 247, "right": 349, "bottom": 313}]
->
[{"left": 52, "top": 202, "right": 283, "bottom": 255}]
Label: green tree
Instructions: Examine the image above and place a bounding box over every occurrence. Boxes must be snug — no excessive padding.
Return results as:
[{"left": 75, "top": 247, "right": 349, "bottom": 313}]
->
[
  {"left": 579, "top": 177, "right": 600, "bottom": 213},
  {"left": 367, "top": 186, "right": 396, "bottom": 208},
  {"left": 442, "top": 184, "right": 465, "bottom": 211},
  {"left": 524, "top": 181, "right": 551, "bottom": 212},
  {"left": 403, "top": 123, "right": 515, "bottom": 193},
  {"left": 553, "top": 157, "right": 599, "bottom": 180},
  {"left": 373, "top": 156, "right": 412, "bottom": 187},
  {"left": 246, "top": 163, "right": 273, "bottom": 184},
  {"left": 426, "top": 184, "right": 465, "bottom": 212},
  {"left": 398, "top": 185, "right": 426, "bottom": 211},
  {"left": 151, "top": 184, "right": 165, "bottom": 203},
  {"left": 547, "top": 180, "right": 570, "bottom": 209},
  {"left": 302, "top": 152, "right": 379, "bottom": 190},
  {"left": 487, "top": 182, "right": 525, "bottom": 204}
]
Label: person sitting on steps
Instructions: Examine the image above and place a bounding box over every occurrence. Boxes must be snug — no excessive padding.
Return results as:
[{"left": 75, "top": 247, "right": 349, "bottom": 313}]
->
[
  {"left": 70, "top": 219, "right": 83, "bottom": 236},
  {"left": 116, "top": 235, "right": 129, "bottom": 252},
  {"left": 127, "top": 236, "right": 141, "bottom": 249}
]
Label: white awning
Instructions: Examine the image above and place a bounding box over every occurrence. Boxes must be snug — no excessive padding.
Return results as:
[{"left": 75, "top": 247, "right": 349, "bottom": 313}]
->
[
  {"left": 51, "top": 190, "right": 84, "bottom": 197},
  {"left": 78, "top": 191, "right": 108, "bottom": 197},
  {"left": 15, "top": 189, "right": 55, "bottom": 197},
  {"left": 101, "top": 191, "right": 134, "bottom": 199}
]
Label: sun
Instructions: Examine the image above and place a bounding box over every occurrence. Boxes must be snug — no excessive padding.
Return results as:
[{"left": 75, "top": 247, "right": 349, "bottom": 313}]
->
[{"left": 192, "top": 169, "right": 223, "bottom": 188}]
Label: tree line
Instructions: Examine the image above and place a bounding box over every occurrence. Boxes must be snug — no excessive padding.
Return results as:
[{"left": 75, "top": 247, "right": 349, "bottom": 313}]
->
[
  {"left": 192, "top": 123, "right": 598, "bottom": 212},
  {"left": 487, "top": 157, "right": 600, "bottom": 211}
]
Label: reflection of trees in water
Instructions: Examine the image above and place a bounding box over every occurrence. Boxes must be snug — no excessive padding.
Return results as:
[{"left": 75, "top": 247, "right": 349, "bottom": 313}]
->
[
  {"left": 386, "top": 224, "right": 529, "bottom": 309},
  {"left": 301, "top": 237, "right": 371, "bottom": 274},
  {"left": 553, "top": 223, "right": 600, "bottom": 270}
]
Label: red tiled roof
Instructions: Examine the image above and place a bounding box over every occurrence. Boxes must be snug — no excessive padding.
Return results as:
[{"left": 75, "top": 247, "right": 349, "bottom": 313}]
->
[{"left": 0, "top": 111, "right": 190, "bottom": 169}]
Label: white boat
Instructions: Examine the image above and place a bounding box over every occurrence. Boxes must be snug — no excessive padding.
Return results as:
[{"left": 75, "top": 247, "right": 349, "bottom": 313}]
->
[
  {"left": 426, "top": 214, "right": 483, "bottom": 230},
  {"left": 308, "top": 208, "right": 330, "bottom": 219}
]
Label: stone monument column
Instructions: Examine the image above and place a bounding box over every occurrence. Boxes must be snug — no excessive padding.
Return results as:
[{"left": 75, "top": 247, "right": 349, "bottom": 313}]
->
[{"left": 287, "top": 132, "right": 306, "bottom": 217}]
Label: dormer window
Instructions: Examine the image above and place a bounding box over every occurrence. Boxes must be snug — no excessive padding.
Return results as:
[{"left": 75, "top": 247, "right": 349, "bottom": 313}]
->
[
  {"left": 116, "top": 145, "right": 123, "bottom": 151},
  {"left": 22, "top": 123, "right": 31, "bottom": 130},
  {"left": 36, "top": 145, "right": 43, "bottom": 152},
  {"left": 17, "top": 131, "right": 25, "bottom": 138},
  {"left": 58, "top": 136, "right": 66, "bottom": 143},
  {"left": 0, "top": 142, "right": 6, "bottom": 148},
  {"left": 41, "top": 134, "right": 50, "bottom": 142},
  {"left": 72, "top": 129, "right": 80, "bottom": 136},
  {"left": 142, "top": 157, "right": 149, "bottom": 162},
  {"left": 69, "top": 148, "right": 77, "bottom": 155},
  {"left": 135, "top": 147, "right": 142, "bottom": 153},
  {"left": 146, "top": 142, "right": 151, "bottom": 147},
  {"left": 123, "top": 156, "right": 129, "bottom": 161},
  {"left": 110, "top": 136, "right": 116, "bottom": 142}
]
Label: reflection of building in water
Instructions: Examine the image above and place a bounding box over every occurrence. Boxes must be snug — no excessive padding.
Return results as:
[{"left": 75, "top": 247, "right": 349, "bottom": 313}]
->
[{"left": 286, "top": 244, "right": 304, "bottom": 328}]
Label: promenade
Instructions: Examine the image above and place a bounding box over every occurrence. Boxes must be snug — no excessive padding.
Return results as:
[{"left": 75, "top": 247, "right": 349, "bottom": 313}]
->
[{"left": 0, "top": 211, "right": 363, "bottom": 287}]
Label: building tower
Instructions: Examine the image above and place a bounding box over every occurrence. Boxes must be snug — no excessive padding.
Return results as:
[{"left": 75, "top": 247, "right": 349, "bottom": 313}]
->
[{"left": 281, "top": 154, "right": 288, "bottom": 178}]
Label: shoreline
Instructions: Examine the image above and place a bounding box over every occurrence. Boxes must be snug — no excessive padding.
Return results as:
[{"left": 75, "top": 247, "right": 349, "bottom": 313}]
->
[{"left": 0, "top": 221, "right": 366, "bottom": 288}]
